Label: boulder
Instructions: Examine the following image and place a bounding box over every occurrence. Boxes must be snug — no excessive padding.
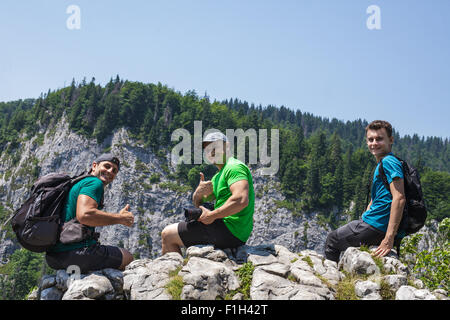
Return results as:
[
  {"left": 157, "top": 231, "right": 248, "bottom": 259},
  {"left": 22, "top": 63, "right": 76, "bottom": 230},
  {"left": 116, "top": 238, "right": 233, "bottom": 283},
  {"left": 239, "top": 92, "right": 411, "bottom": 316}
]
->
[
  {"left": 40, "top": 286, "right": 64, "bottom": 300},
  {"left": 382, "top": 275, "right": 408, "bottom": 291},
  {"left": 354, "top": 280, "right": 381, "bottom": 300},
  {"left": 395, "top": 285, "right": 437, "bottom": 300},
  {"left": 123, "top": 252, "right": 183, "bottom": 300},
  {"left": 250, "top": 268, "right": 300, "bottom": 300},
  {"left": 339, "top": 247, "right": 380, "bottom": 276},
  {"left": 62, "top": 273, "right": 114, "bottom": 300},
  {"left": 180, "top": 257, "right": 240, "bottom": 300}
]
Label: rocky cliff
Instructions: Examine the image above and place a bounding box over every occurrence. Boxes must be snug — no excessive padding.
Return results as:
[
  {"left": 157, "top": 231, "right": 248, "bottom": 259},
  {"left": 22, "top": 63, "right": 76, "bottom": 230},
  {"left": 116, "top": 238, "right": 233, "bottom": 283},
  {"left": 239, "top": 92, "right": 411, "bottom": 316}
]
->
[
  {"left": 29, "top": 245, "right": 447, "bottom": 300},
  {"left": 0, "top": 117, "right": 332, "bottom": 263},
  {"left": 0, "top": 117, "right": 444, "bottom": 302}
]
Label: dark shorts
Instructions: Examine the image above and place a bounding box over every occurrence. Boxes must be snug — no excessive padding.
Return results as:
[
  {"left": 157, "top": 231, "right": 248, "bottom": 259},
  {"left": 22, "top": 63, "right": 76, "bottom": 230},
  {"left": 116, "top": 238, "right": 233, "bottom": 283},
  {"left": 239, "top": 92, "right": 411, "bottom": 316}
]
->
[
  {"left": 178, "top": 218, "right": 245, "bottom": 249},
  {"left": 45, "top": 243, "right": 123, "bottom": 273}
]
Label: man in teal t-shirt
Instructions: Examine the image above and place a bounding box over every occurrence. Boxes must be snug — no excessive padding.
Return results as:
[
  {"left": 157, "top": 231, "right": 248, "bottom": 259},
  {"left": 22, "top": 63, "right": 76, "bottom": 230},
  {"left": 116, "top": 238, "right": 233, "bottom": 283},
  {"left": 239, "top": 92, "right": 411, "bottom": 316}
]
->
[
  {"left": 161, "top": 132, "right": 255, "bottom": 255},
  {"left": 325, "top": 120, "right": 406, "bottom": 262},
  {"left": 45, "top": 154, "right": 135, "bottom": 273},
  {"left": 50, "top": 176, "right": 104, "bottom": 252}
]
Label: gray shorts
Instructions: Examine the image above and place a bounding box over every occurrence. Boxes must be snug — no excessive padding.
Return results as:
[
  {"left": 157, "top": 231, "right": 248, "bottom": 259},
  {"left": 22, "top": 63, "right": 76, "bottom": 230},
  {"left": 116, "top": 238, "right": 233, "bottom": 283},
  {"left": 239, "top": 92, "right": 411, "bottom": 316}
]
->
[
  {"left": 324, "top": 220, "right": 385, "bottom": 262},
  {"left": 45, "top": 243, "right": 123, "bottom": 273}
]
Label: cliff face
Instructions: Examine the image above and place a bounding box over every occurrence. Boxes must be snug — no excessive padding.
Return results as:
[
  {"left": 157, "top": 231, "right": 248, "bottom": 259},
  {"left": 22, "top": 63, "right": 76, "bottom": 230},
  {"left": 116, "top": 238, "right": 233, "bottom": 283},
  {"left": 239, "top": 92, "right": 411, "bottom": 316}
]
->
[
  {"left": 2, "top": 118, "right": 446, "bottom": 301},
  {"left": 0, "top": 117, "right": 442, "bottom": 280},
  {"left": 0, "top": 117, "right": 331, "bottom": 263},
  {"left": 29, "top": 245, "right": 448, "bottom": 300}
]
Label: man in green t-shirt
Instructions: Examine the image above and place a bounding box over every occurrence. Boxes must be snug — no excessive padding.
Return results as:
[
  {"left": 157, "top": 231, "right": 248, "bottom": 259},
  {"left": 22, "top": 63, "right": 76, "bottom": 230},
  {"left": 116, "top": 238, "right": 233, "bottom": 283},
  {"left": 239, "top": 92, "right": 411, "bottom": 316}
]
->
[
  {"left": 161, "top": 132, "right": 255, "bottom": 255},
  {"left": 46, "top": 154, "right": 135, "bottom": 273}
]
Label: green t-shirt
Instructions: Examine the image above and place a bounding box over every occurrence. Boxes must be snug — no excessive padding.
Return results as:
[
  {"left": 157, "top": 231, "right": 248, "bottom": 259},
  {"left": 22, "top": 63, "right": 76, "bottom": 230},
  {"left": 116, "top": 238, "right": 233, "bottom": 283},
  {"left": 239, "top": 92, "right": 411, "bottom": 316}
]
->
[
  {"left": 210, "top": 157, "right": 255, "bottom": 242},
  {"left": 50, "top": 176, "right": 104, "bottom": 252}
]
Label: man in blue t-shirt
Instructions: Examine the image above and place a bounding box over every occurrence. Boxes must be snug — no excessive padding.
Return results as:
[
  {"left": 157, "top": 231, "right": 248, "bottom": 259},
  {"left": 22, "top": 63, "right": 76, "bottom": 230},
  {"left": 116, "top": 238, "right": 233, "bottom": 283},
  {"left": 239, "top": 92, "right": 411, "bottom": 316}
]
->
[
  {"left": 324, "top": 120, "right": 406, "bottom": 262},
  {"left": 46, "top": 154, "right": 135, "bottom": 273}
]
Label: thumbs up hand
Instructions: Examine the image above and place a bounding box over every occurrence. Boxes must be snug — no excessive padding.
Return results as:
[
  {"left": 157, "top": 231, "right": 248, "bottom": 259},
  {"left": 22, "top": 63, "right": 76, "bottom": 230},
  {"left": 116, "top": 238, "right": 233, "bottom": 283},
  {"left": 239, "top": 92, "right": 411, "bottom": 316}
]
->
[
  {"left": 196, "top": 172, "right": 213, "bottom": 197},
  {"left": 119, "top": 204, "right": 134, "bottom": 227}
]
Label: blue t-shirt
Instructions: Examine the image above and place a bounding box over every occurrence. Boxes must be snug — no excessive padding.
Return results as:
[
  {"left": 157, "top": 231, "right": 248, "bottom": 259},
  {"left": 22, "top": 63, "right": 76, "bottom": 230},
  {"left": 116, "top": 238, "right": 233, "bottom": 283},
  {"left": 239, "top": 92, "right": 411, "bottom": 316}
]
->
[{"left": 362, "top": 153, "right": 405, "bottom": 236}]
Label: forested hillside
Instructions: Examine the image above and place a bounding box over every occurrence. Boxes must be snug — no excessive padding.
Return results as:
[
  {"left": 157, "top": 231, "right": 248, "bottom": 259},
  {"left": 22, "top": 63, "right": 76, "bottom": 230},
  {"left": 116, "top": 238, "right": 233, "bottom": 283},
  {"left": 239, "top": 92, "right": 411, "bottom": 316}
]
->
[
  {"left": 0, "top": 77, "right": 449, "bottom": 300},
  {"left": 1, "top": 77, "right": 449, "bottom": 223}
]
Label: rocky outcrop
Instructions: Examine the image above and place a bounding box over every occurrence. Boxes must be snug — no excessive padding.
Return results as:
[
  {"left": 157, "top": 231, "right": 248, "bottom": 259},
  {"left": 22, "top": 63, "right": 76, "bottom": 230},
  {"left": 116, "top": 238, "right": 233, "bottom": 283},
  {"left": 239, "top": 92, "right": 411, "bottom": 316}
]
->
[
  {"left": 30, "top": 268, "right": 124, "bottom": 300},
  {"left": 123, "top": 252, "right": 183, "bottom": 300},
  {"left": 0, "top": 118, "right": 332, "bottom": 263},
  {"left": 0, "top": 117, "right": 442, "bottom": 270},
  {"left": 28, "top": 245, "right": 448, "bottom": 300}
]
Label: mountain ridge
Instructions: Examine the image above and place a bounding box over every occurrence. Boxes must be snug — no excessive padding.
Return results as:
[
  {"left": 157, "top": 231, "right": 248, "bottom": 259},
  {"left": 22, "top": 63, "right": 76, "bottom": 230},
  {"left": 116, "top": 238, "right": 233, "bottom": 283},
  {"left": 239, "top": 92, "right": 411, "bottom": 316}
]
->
[{"left": 0, "top": 79, "right": 448, "bottom": 300}]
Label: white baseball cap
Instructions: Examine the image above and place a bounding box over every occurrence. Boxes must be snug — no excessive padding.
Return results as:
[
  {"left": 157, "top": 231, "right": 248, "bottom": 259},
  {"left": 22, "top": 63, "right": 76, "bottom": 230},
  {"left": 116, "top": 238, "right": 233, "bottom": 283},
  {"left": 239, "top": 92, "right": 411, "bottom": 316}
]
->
[{"left": 202, "top": 131, "right": 228, "bottom": 143}]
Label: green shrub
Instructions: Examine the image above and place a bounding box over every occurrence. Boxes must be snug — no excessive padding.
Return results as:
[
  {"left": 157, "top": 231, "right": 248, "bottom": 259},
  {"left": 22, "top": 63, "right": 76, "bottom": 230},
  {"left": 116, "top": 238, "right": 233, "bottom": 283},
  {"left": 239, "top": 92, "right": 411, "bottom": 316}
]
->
[
  {"left": 401, "top": 218, "right": 449, "bottom": 292},
  {"left": 335, "top": 271, "right": 359, "bottom": 300},
  {"left": 164, "top": 266, "right": 184, "bottom": 300},
  {"left": 149, "top": 173, "right": 160, "bottom": 183},
  {"left": 0, "top": 249, "right": 46, "bottom": 300},
  {"left": 226, "top": 261, "right": 254, "bottom": 300}
]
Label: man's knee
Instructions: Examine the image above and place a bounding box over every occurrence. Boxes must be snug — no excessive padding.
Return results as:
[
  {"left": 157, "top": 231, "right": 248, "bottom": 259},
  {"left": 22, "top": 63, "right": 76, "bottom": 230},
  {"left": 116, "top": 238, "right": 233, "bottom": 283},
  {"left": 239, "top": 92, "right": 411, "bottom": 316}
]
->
[
  {"left": 161, "top": 223, "right": 181, "bottom": 244},
  {"left": 161, "top": 225, "right": 171, "bottom": 242},
  {"left": 161, "top": 223, "right": 184, "bottom": 255},
  {"left": 324, "top": 230, "right": 340, "bottom": 262},
  {"left": 326, "top": 229, "right": 338, "bottom": 245},
  {"left": 119, "top": 248, "right": 133, "bottom": 270}
]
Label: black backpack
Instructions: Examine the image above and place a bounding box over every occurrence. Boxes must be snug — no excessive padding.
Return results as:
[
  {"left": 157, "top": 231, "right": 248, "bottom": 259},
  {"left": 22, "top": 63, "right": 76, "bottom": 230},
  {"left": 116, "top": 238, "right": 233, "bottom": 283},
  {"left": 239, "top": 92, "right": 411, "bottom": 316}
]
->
[
  {"left": 378, "top": 155, "right": 427, "bottom": 236},
  {"left": 10, "top": 172, "right": 92, "bottom": 253}
]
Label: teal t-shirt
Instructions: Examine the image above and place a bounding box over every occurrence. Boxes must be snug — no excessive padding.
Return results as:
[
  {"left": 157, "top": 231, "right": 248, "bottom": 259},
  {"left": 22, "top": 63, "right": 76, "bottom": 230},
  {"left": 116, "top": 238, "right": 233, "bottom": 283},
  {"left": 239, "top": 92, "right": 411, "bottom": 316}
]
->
[
  {"left": 362, "top": 153, "right": 405, "bottom": 236},
  {"left": 50, "top": 176, "right": 104, "bottom": 252},
  {"left": 210, "top": 157, "right": 255, "bottom": 243}
]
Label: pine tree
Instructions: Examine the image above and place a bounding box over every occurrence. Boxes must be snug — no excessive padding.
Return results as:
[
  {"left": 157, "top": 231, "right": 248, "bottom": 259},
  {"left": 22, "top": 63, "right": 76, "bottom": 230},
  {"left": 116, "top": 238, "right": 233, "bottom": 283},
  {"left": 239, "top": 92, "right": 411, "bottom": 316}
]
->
[
  {"left": 0, "top": 249, "right": 45, "bottom": 300},
  {"left": 304, "top": 131, "right": 327, "bottom": 208},
  {"left": 342, "top": 147, "right": 354, "bottom": 206}
]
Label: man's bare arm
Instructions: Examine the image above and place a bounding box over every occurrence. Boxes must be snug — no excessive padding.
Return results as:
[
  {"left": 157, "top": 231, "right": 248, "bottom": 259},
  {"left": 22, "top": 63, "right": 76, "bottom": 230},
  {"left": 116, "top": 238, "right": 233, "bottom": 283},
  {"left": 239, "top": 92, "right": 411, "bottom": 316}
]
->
[
  {"left": 198, "top": 179, "right": 249, "bottom": 225},
  {"left": 373, "top": 177, "right": 406, "bottom": 257},
  {"left": 76, "top": 195, "right": 134, "bottom": 227},
  {"left": 192, "top": 172, "right": 214, "bottom": 207},
  {"left": 385, "top": 178, "right": 406, "bottom": 239}
]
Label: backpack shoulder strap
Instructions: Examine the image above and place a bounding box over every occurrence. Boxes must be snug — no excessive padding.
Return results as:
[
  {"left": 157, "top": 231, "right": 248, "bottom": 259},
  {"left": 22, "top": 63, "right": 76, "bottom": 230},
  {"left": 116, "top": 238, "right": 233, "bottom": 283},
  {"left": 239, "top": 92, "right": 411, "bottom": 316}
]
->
[
  {"left": 71, "top": 172, "right": 93, "bottom": 185},
  {"left": 379, "top": 155, "right": 407, "bottom": 195},
  {"left": 392, "top": 155, "right": 404, "bottom": 163},
  {"left": 378, "top": 160, "right": 391, "bottom": 194},
  {"left": 70, "top": 172, "right": 105, "bottom": 208}
]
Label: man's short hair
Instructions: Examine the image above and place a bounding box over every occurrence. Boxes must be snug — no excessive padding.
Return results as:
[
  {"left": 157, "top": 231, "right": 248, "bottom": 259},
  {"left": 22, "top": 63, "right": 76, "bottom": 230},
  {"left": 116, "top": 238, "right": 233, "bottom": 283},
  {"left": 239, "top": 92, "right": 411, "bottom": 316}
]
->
[
  {"left": 88, "top": 153, "right": 120, "bottom": 174},
  {"left": 365, "top": 120, "right": 393, "bottom": 137},
  {"left": 94, "top": 153, "right": 120, "bottom": 171}
]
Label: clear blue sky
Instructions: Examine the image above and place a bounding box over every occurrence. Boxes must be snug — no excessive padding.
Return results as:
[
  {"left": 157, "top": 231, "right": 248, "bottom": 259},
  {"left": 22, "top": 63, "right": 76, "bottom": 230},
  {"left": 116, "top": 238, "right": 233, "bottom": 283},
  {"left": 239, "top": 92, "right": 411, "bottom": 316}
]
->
[{"left": 1, "top": 0, "right": 449, "bottom": 138}]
